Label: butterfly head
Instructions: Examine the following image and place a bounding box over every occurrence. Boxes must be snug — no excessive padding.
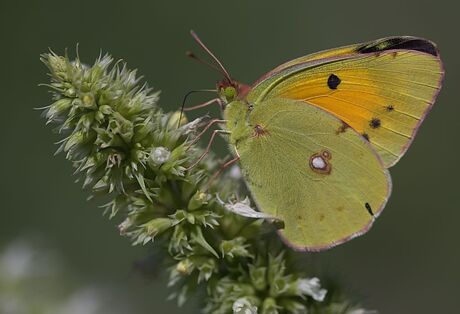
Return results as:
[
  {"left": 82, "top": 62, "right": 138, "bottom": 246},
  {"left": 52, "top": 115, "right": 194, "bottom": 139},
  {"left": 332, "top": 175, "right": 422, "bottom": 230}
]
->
[{"left": 217, "top": 79, "right": 250, "bottom": 104}]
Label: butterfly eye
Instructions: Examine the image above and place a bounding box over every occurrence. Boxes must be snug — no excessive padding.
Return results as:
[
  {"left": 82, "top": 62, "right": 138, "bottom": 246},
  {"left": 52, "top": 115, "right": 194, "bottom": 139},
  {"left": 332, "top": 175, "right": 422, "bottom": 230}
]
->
[{"left": 223, "top": 86, "right": 237, "bottom": 101}]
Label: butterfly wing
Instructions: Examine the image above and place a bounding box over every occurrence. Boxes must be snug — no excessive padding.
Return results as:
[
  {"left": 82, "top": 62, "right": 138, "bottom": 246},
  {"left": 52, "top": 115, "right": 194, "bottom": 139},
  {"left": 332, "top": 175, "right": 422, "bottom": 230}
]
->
[
  {"left": 247, "top": 37, "right": 444, "bottom": 167},
  {"left": 235, "top": 98, "right": 391, "bottom": 251}
]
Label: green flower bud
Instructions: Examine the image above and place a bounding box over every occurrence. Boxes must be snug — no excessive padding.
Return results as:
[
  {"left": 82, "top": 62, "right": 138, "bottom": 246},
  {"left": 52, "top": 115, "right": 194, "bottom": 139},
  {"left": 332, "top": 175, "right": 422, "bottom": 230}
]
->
[
  {"left": 94, "top": 110, "right": 105, "bottom": 122},
  {"left": 99, "top": 105, "right": 112, "bottom": 115},
  {"left": 188, "top": 190, "right": 208, "bottom": 211},
  {"left": 64, "top": 130, "right": 86, "bottom": 152},
  {"left": 176, "top": 259, "right": 193, "bottom": 275},
  {"left": 142, "top": 217, "right": 173, "bottom": 238},
  {"left": 79, "top": 112, "right": 95, "bottom": 130},
  {"left": 278, "top": 299, "right": 306, "bottom": 314},
  {"left": 130, "top": 148, "right": 146, "bottom": 164},
  {"left": 196, "top": 257, "right": 216, "bottom": 282},
  {"left": 270, "top": 277, "right": 289, "bottom": 296},
  {"left": 261, "top": 297, "right": 278, "bottom": 314},
  {"left": 221, "top": 237, "right": 252, "bottom": 259},
  {"left": 45, "top": 54, "right": 68, "bottom": 80},
  {"left": 64, "top": 87, "right": 76, "bottom": 97},
  {"left": 81, "top": 92, "right": 96, "bottom": 108},
  {"left": 46, "top": 98, "right": 72, "bottom": 120},
  {"left": 107, "top": 113, "right": 134, "bottom": 142},
  {"left": 249, "top": 265, "right": 267, "bottom": 291},
  {"left": 166, "top": 111, "right": 188, "bottom": 130}
]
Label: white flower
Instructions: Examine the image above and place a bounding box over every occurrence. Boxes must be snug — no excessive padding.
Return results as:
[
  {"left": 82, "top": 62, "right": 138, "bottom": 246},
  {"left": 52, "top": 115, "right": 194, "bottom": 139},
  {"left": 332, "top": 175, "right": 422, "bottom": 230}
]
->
[
  {"left": 149, "top": 146, "right": 170, "bottom": 165},
  {"left": 232, "top": 298, "right": 258, "bottom": 314},
  {"left": 297, "top": 277, "right": 327, "bottom": 302}
]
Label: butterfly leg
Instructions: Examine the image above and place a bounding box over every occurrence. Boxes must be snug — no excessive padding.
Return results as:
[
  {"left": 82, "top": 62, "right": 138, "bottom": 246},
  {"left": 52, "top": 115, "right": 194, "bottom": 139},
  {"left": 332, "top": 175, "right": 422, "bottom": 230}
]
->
[
  {"left": 186, "top": 118, "right": 227, "bottom": 150},
  {"left": 183, "top": 98, "right": 223, "bottom": 111},
  {"left": 186, "top": 129, "right": 230, "bottom": 171},
  {"left": 178, "top": 97, "right": 223, "bottom": 129},
  {"left": 205, "top": 153, "right": 240, "bottom": 189}
]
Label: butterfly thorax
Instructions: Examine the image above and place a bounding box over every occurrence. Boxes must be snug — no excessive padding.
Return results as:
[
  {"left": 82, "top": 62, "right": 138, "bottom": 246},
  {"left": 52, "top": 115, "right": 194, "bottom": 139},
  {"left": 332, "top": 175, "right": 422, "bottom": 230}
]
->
[{"left": 223, "top": 100, "right": 252, "bottom": 146}]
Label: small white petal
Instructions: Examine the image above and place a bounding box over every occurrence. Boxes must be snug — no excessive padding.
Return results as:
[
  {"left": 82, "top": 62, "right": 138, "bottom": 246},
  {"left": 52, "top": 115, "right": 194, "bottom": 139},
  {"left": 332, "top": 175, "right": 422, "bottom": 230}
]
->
[
  {"left": 297, "top": 277, "right": 327, "bottom": 302},
  {"left": 232, "top": 298, "right": 258, "bottom": 314},
  {"left": 150, "top": 146, "right": 171, "bottom": 165}
]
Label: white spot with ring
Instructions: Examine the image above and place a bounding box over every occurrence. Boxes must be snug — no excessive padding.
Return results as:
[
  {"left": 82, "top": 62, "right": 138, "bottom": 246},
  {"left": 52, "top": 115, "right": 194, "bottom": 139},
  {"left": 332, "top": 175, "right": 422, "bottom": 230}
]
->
[{"left": 311, "top": 156, "right": 327, "bottom": 170}]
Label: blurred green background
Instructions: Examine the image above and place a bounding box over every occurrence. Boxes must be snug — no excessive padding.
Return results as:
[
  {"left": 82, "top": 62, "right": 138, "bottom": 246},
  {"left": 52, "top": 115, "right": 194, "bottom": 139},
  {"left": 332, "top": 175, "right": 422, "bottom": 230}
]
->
[{"left": 1, "top": 0, "right": 458, "bottom": 313}]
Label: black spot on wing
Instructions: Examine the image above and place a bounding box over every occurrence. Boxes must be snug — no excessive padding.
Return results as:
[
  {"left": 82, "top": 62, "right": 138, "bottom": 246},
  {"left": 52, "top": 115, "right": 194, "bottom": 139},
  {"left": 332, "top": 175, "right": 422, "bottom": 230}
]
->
[
  {"left": 365, "top": 202, "right": 374, "bottom": 216},
  {"left": 335, "top": 121, "right": 350, "bottom": 135},
  {"left": 362, "top": 133, "right": 370, "bottom": 141},
  {"left": 369, "top": 118, "right": 381, "bottom": 129},
  {"left": 327, "top": 74, "right": 341, "bottom": 89},
  {"left": 386, "top": 105, "right": 394, "bottom": 112},
  {"left": 357, "top": 37, "right": 438, "bottom": 56}
]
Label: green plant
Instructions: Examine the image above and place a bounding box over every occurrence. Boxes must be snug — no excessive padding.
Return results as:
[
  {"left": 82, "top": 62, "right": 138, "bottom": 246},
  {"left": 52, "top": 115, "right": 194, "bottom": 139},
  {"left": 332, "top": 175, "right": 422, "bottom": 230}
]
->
[{"left": 39, "top": 50, "right": 375, "bottom": 314}]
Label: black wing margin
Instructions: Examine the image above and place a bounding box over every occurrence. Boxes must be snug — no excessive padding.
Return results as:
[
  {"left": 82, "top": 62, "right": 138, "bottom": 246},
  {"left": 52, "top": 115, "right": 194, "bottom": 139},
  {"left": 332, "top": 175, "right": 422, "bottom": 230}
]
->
[{"left": 356, "top": 37, "right": 439, "bottom": 56}]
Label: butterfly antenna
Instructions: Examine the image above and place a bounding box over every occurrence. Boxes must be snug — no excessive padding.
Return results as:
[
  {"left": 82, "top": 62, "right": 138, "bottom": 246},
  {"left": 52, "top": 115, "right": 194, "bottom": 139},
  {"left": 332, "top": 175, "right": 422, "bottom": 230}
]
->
[
  {"left": 178, "top": 89, "right": 217, "bottom": 129},
  {"left": 190, "top": 30, "right": 232, "bottom": 82},
  {"left": 186, "top": 51, "right": 228, "bottom": 78}
]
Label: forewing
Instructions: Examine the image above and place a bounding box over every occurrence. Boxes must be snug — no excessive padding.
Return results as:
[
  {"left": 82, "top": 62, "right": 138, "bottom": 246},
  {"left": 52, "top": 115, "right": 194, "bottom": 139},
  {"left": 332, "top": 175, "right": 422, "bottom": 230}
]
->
[
  {"left": 247, "top": 37, "right": 444, "bottom": 167},
  {"left": 260, "top": 37, "right": 439, "bottom": 78},
  {"left": 236, "top": 98, "right": 391, "bottom": 251}
]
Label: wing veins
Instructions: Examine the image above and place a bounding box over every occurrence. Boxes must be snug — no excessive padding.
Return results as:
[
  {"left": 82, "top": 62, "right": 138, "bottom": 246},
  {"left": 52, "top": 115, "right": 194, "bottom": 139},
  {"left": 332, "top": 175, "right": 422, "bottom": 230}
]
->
[{"left": 271, "top": 126, "right": 387, "bottom": 183}]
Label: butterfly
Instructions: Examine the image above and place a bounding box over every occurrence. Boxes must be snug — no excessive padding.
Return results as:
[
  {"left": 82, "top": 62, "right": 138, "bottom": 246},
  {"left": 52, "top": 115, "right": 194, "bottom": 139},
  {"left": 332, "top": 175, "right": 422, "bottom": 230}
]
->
[{"left": 186, "top": 31, "right": 444, "bottom": 251}]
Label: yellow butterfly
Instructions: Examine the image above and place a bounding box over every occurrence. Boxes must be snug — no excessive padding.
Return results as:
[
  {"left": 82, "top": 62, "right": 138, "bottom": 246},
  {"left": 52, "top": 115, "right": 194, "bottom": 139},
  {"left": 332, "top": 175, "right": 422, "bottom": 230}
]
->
[{"left": 188, "top": 33, "right": 444, "bottom": 251}]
